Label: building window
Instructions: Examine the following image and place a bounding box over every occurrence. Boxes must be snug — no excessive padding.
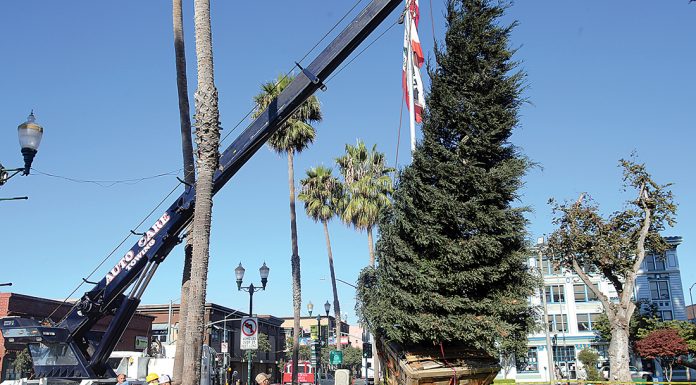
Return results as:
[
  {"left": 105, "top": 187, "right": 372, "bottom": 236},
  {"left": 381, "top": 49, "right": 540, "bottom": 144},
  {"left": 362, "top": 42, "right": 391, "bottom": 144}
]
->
[
  {"left": 573, "top": 284, "right": 599, "bottom": 302},
  {"left": 552, "top": 346, "right": 576, "bottom": 363},
  {"left": 548, "top": 314, "right": 568, "bottom": 332},
  {"left": 577, "top": 313, "right": 601, "bottom": 331},
  {"left": 591, "top": 344, "right": 609, "bottom": 361},
  {"left": 646, "top": 255, "right": 666, "bottom": 271},
  {"left": 517, "top": 347, "right": 539, "bottom": 373},
  {"left": 649, "top": 281, "right": 670, "bottom": 300},
  {"left": 545, "top": 285, "right": 565, "bottom": 303},
  {"left": 542, "top": 257, "right": 561, "bottom": 276},
  {"left": 661, "top": 310, "right": 673, "bottom": 321}
]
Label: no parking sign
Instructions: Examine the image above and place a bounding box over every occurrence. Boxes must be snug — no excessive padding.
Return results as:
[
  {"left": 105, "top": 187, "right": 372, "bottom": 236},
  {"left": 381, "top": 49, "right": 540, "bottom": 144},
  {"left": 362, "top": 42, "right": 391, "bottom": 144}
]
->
[{"left": 240, "top": 317, "right": 258, "bottom": 350}]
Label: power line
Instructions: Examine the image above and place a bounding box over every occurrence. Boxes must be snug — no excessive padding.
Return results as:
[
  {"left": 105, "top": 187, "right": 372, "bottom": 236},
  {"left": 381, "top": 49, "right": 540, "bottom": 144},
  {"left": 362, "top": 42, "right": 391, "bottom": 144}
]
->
[{"left": 31, "top": 168, "right": 182, "bottom": 188}]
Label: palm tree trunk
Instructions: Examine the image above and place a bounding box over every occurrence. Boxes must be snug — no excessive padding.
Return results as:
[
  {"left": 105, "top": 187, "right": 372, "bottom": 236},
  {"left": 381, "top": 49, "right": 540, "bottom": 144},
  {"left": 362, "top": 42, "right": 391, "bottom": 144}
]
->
[
  {"left": 323, "top": 220, "right": 342, "bottom": 351},
  {"left": 367, "top": 225, "right": 375, "bottom": 267},
  {"left": 173, "top": 245, "right": 191, "bottom": 384},
  {"left": 171, "top": 0, "right": 195, "bottom": 383},
  {"left": 288, "top": 150, "right": 302, "bottom": 385},
  {"left": 183, "top": 0, "right": 221, "bottom": 384}
]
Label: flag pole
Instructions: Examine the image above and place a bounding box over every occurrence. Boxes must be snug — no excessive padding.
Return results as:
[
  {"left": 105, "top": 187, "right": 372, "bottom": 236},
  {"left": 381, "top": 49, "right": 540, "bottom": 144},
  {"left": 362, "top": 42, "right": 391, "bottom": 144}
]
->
[{"left": 406, "top": 2, "right": 417, "bottom": 154}]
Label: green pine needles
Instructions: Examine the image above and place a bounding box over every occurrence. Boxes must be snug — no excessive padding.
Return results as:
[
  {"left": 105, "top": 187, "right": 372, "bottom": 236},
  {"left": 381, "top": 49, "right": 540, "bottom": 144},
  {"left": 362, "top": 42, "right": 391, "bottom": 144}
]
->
[{"left": 357, "top": 0, "right": 536, "bottom": 358}]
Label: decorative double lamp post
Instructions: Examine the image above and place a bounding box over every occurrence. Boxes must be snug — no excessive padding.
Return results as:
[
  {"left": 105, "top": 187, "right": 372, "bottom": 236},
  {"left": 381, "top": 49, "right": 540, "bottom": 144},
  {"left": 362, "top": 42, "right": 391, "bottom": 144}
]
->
[
  {"left": 235, "top": 262, "right": 270, "bottom": 385},
  {"left": 307, "top": 300, "right": 331, "bottom": 385},
  {"left": 1, "top": 112, "right": 44, "bottom": 200}
]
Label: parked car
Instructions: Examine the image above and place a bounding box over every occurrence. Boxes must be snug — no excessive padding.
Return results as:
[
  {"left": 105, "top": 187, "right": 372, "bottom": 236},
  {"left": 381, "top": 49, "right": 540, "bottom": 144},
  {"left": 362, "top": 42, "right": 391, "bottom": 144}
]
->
[{"left": 600, "top": 366, "right": 653, "bottom": 381}]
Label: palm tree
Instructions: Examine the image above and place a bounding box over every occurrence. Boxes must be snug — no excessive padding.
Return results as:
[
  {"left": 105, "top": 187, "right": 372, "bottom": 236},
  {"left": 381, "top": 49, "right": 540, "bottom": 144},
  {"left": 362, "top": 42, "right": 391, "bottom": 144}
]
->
[
  {"left": 298, "top": 166, "right": 344, "bottom": 350},
  {"left": 183, "top": 0, "right": 221, "bottom": 384},
  {"left": 253, "top": 74, "right": 322, "bottom": 385},
  {"left": 171, "top": 0, "right": 195, "bottom": 383},
  {"left": 336, "top": 140, "right": 394, "bottom": 267}
]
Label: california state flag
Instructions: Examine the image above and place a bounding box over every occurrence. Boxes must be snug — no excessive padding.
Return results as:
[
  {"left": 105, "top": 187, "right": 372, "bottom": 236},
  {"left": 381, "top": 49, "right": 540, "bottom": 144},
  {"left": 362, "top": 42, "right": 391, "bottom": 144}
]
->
[{"left": 402, "top": 0, "right": 425, "bottom": 123}]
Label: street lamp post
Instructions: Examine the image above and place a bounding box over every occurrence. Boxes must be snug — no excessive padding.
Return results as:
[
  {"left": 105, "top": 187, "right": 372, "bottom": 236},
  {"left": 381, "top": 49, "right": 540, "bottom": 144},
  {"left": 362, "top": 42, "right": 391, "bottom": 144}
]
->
[
  {"left": 235, "top": 262, "right": 270, "bottom": 385},
  {"left": 316, "top": 313, "right": 322, "bottom": 385},
  {"left": 1, "top": 112, "right": 44, "bottom": 201},
  {"left": 307, "top": 302, "right": 319, "bottom": 385},
  {"left": 324, "top": 301, "right": 331, "bottom": 346},
  {"left": 323, "top": 301, "right": 331, "bottom": 382},
  {"left": 536, "top": 237, "right": 556, "bottom": 383},
  {"left": 0, "top": 283, "right": 12, "bottom": 287},
  {"left": 689, "top": 283, "right": 696, "bottom": 321}
]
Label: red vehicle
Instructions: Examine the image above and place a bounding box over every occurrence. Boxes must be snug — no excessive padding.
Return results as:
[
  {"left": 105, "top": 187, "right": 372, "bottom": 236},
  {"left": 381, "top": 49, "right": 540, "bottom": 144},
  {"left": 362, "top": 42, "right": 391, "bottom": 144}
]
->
[{"left": 282, "top": 361, "right": 316, "bottom": 385}]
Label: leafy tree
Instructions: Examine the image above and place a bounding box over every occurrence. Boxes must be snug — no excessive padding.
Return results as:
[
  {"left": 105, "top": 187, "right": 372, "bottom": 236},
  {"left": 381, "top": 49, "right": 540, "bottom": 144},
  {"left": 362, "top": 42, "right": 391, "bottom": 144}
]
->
[
  {"left": 299, "top": 344, "right": 311, "bottom": 361},
  {"left": 358, "top": 0, "right": 536, "bottom": 360},
  {"left": 13, "top": 349, "right": 32, "bottom": 378},
  {"left": 319, "top": 344, "right": 363, "bottom": 375},
  {"left": 635, "top": 328, "right": 688, "bottom": 382},
  {"left": 577, "top": 348, "right": 602, "bottom": 381},
  {"left": 171, "top": 0, "right": 195, "bottom": 382},
  {"left": 592, "top": 300, "right": 661, "bottom": 343},
  {"left": 298, "top": 166, "right": 344, "bottom": 350},
  {"left": 253, "top": 74, "right": 322, "bottom": 385},
  {"left": 336, "top": 140, "right": 394, "bottom": 267},
  {"left": 183, "top": 1, "right": 222, "bottom": 384},
  {"left": 546, "top": 159, "right": 676, "bottom": 382},
  {"left": 341, "top": 345, "right": 363, "bottom": 374},
  {"left": 659, "top": 320, "right": 696, "bottom": 352},
  {"left": 243, "top": 333, "right": 272, "bottom": 361}
]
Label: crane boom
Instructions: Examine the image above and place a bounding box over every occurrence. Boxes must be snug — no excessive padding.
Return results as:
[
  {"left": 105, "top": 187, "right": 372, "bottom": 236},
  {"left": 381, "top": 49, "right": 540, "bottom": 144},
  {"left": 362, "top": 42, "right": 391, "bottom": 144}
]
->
[{"left": 0, "top": 0, "right": 402, "bottom": 379}]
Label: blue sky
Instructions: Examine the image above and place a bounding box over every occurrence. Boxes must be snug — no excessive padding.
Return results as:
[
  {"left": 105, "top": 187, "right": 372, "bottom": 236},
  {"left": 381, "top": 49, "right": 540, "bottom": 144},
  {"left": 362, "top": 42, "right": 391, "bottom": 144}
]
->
[{"left": 1, "top": 1, "right": 695, "bottom": 326}]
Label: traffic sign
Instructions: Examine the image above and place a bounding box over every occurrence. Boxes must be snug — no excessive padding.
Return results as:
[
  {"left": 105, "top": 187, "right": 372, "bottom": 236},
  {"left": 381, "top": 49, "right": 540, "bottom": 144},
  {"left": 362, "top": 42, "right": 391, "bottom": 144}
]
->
[
  {"left": 330, "top": 350, "right": 343, "bottom": 365},
  {"left": 240, "top": 317, "right": 258, "bottom": 350}
]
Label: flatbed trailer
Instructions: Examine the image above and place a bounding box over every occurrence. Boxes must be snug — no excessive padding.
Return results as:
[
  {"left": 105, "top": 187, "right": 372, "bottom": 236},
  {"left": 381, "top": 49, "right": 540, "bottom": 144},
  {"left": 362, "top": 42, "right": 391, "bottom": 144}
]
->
[{"left": 379, "top": 338, "right": 500, "bottom": 385}]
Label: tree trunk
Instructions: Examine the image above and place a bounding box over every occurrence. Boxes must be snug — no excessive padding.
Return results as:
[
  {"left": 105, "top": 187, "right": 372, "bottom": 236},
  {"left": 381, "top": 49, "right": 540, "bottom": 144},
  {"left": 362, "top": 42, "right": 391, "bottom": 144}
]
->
[
  {"left": 323, "top": 220, "right": 341, "bottom": 351},
  {"left": 171, "top": 0, "right": 195, "bottom": 383},
  {"left": 367, "top": 225, "right": 375, "bottom": 267},
  {"left": 366, "top": 227, "right": 379, "bottom": 382},
  {"left": 182, "top": 0, "right": 220, "bottom": 384},
  {"left": 173, "top": 0, "right": 195, "bottom": 186},
  {"left": 288, "top": 150, "right": 302, "bottom": 385},
  {"left": 173, "top": 247, "right": 191, "bottom": 384},
  {"left": 608, "top": 321, "right": 632, "bottom": 382}
]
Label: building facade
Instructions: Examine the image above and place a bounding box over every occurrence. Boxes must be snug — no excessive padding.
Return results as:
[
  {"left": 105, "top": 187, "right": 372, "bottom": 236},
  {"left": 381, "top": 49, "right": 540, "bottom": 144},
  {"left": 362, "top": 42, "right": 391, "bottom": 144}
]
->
[
  {"left": 279, "top": 316, "right": 349, "bottom": 347},
  {"left": 0, "top": 292, "right": 153, "bottom": 382},
  {"left": 507, "top": 236, "right": 686, "bottom": 382},
  {"left": 137, "top": 303, "right": 286, "bottom": 382}
]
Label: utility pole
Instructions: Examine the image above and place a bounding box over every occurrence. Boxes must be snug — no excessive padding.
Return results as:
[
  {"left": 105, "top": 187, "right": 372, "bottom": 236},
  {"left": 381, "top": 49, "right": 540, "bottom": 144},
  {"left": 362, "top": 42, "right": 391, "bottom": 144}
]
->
[{"left": 537, "top": 237, "right": 555, "bottom": 383}]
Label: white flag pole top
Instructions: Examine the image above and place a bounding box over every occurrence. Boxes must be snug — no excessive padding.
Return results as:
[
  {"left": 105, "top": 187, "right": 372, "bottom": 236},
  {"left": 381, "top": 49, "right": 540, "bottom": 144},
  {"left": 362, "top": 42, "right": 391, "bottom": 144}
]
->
[
  {"left": 402, "top": 0, "right": 425, "bottom": 155},
  {"left": 406, "top": 7, "right": 417, "bottom": 153}
]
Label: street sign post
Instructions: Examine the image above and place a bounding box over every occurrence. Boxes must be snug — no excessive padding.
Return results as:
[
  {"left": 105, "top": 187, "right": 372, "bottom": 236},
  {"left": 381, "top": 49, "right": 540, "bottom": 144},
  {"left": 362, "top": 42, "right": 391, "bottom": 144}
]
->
[{"left": 240, "top": 317, "right": 258, "bottom": 350}]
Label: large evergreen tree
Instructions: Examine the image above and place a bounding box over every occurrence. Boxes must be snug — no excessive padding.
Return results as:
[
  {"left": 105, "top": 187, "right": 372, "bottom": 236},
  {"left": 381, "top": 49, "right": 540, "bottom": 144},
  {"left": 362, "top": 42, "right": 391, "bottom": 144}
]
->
[{"left": 358, "top": 0, "right": 535, "bottom": 358}]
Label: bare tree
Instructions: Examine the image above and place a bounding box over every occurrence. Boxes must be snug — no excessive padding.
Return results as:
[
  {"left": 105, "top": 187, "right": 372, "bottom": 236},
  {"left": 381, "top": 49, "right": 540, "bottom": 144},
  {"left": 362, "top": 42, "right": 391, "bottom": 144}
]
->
[{"left": 547, "top": 159, "right": 676, "bottom": 382}]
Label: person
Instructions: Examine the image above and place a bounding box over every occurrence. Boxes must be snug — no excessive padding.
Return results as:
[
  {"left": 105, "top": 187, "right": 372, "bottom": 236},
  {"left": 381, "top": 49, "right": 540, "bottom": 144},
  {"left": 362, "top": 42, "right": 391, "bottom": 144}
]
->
[
  {"left": 255, "top": 373, "right": 271, "bottom": 385},
  {"left": 117, "top": 373, "right": 130, "bottom": 385},
  {"left": 146, "top": 373, "right": 160, "bottom": 385},
  {"left": 159, "top": 374, "right": 172, "bottom": 385}
]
